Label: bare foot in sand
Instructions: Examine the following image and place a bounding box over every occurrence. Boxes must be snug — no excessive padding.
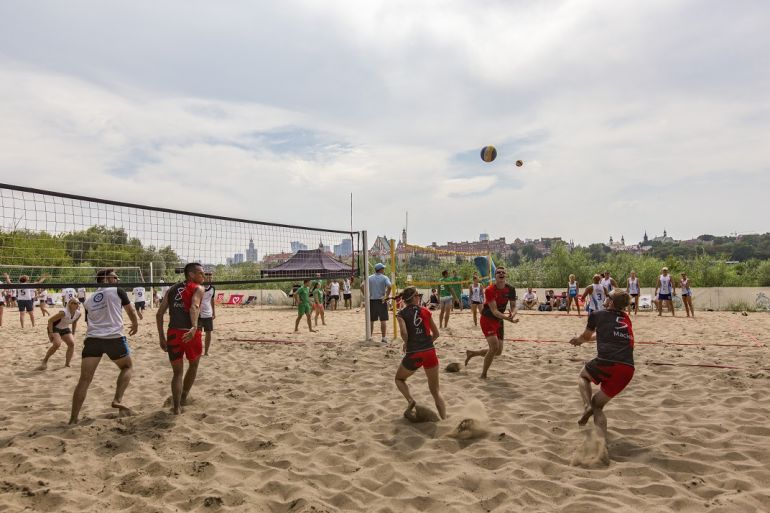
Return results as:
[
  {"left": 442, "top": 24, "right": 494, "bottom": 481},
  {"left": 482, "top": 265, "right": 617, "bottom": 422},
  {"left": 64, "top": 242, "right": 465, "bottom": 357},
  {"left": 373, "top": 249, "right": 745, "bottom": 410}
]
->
[
  {"left": 479, "top": 373, "right": 487, "bottom": 379},
  {"left": 37, "top": 361, "right": 47, "bottom": 371},
  {"left": 464, "top": 350, "right": 473, "bottom": 367},
  {"left": 112, "top": 401, "right": 134, "bottom": 417},
  {"left": 172, "top": 406, "right": 183, "bottom": 415},
  {"left": 309, "top": 329, "right": 316, "bottom": 333},
  {"left": 578, "top": 406, "right": 594, "bottom": 426}
]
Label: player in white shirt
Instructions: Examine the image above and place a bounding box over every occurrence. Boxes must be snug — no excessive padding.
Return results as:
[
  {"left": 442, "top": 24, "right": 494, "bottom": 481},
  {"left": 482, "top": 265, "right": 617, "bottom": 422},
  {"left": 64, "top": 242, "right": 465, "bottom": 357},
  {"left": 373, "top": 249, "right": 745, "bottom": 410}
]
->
[
  {"left": 342, "top": 277, "right": 352, "bottom": 309},
  {"left": 198, "top": 272, "right": 217, "bottom": 356},
  {"left": 133, "top": 286, "right": 147, "bottom": 320},
  {"left": 581, "top": 274, "right": 607, "bottom": 314},
  {"left": 654, "top": 267, "right": 676, "bottom": 317},
  {"left": 4, "top": 272, "right": 48, "bottom": 328},
  {"left": 37, "top": 289, "right": 50, "bottom": 317},
  {"left": 328, "top": 280, "right": 340, "bottom": 310},
  {"left": 40, "top": 298, "right": 82, "bottom": 370},
  {"left": 62, "top": 287, "right": 77, "bottom": 306},
  {"left": 69, "top": 269, "right": 138, "bottom": 424},
  {"left": 77, "top": 287, "right": 87, "bottom": 304}
]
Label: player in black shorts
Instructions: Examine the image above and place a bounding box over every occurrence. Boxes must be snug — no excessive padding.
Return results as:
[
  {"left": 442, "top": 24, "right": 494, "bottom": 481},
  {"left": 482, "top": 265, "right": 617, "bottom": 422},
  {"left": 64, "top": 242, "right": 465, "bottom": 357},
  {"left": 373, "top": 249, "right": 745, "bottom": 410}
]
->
[{"left": 69, "top": 269, "right": 139, "bottom": 424}]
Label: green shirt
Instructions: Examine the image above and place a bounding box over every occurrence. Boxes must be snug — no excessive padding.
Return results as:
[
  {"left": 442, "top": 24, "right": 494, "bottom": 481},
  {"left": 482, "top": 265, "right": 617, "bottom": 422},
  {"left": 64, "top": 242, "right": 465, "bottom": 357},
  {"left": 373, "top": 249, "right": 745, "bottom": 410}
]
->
[
  {"left": 451, "top": 276, "right": 462, "bottom": 298},
  {"left": 297, "top": 286, "right": 310, "bottom": 305},
  {"left": 438, "top": 276, "right": 455, "bottom": 298},
  {"left": 313, "top": 288, "right": 323, "bottom": 303}
]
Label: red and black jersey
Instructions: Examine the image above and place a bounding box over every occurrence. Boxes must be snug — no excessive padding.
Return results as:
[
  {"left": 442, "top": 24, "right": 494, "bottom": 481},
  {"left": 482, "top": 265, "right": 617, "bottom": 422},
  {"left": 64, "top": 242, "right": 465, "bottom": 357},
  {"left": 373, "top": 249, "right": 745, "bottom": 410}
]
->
[
  {"left": 481, "top": 284, "right": 517, "bottom": 319},
  {"left": 167, "top": 281, "right": 201, "bottom": 330},
  {"left": 397, "top": 304, "right": 434, "bottom": 353},
  {"left": 586, "top": 309, "right": 635, "bottom": 367}
]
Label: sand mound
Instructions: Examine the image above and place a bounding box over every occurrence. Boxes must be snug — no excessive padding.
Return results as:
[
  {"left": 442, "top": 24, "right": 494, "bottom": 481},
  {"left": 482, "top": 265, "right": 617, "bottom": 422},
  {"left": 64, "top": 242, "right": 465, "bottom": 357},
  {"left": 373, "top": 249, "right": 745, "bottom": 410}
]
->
[
  {"left": 571, "top": 427, "right": 610, "bottom": 468},
  {"left": 447, "top": 399, "right": 489, "bottom": 439},
  {"left": 445, "top": 362, "right": 461, "bottom": 373},
  {"left": 404, "top": 404, "right": 440, "bottom": 423}
]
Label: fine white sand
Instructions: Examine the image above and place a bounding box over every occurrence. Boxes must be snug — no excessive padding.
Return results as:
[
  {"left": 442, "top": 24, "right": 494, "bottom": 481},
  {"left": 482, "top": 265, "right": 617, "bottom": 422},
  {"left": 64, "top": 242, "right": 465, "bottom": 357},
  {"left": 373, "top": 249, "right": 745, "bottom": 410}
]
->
[{"left": 0, "top": 305, "right": 768, "bottom": 512}]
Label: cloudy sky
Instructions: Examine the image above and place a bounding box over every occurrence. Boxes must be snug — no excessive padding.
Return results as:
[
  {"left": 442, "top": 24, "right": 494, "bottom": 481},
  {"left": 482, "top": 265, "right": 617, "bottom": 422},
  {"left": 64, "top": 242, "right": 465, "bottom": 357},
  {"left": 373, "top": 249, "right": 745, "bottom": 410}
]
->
[{"left": 1, "top": 0, "right": 768, "bottom": 250}]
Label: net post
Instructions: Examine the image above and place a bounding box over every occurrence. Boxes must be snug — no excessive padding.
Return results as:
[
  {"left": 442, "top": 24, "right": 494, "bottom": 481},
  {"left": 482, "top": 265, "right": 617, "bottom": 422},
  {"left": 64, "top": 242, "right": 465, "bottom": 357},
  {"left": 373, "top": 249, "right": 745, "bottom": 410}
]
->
[
  {"left": 362, "top": 230, "right": 372, "bottom": 341},
  {"left": 390, "top": 238, "right": 397, "bottom": 338},
  {"left": 149, "top": 262, "right": 154, "bottom": 308}
]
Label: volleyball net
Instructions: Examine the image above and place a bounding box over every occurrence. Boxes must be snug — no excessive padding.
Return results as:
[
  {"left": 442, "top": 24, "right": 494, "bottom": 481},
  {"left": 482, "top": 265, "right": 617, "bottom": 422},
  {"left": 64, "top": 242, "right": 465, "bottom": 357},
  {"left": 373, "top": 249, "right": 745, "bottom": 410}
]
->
[
  {"left": 0, "top": 183, "right": 361, "bottom": 292},
  {"left": 394, "top": 242, "right": 493, "bottom": 291}
]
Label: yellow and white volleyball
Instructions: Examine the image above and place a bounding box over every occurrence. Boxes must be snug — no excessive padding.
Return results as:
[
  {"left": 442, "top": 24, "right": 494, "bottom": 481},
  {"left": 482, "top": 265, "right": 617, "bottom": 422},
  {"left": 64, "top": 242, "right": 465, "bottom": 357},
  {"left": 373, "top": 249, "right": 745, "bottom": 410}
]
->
[
  {"left": 515, "top": 160, "right": 524, "bottom": 167},
  {"left": 480, "top": 145, "right": 497, "bottom": 163}
]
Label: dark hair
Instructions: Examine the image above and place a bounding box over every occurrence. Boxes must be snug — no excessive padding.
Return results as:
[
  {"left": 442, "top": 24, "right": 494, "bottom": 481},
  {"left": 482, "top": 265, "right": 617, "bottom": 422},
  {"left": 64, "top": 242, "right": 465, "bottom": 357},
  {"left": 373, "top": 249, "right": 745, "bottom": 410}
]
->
[
  {"left": 442, "top": 270, "right": 448, "bottom": 276},
  {"left": 19, "top": 275, "right": 29, "bottom": 283},
  {"left": 184, "top": 262, "right": 202, "bottom": 280},
  {"left": 303, "top": 278, "right": 310, "bottom": 284},
  {"left": 96, "top": 268, "right": 114, "bottom": 283},
  {"left": 401, "top": 287, "right": 418, "bottom": 302}
]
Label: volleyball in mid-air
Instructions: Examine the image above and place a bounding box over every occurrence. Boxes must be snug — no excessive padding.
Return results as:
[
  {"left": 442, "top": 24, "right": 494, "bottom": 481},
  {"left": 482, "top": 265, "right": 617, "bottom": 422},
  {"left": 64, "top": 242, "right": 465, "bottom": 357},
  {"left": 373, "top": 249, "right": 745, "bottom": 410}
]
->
[
  {"left": 515, "top": 160, "right": 524, "bottom": 167},
  {"left": 480, "top": 146, "right": 497, "bottom": 163}
]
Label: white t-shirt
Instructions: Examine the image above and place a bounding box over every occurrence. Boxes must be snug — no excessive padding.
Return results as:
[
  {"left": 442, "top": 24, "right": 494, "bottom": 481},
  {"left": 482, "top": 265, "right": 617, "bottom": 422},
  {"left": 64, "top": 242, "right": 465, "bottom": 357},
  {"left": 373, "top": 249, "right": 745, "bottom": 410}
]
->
[
  {"left": 330, "top": 282, "right": 340, "bottom": 296},
  {"left": 659, "top": 275, "right": 673, "bottom": 294},
  {"left": 133, "top": 287, "right": 146, "bottom": 302},
  {"left": 63, "top": 288, "right": 77, "bottom": 303},
  {"left": 17, "top": 288, "right": 34, "bottom": 301},
  {"left": 200, "top": 285, "right": 215, "bottom": 319},
  {"left": 523, "top": 291, "right": 537, "bottom": 302},
  {"left": 343, "top": 279, "right": 351, "bottom": 294},
  {"left": 38, "top": 289, "right": 48, "bottom": 300},
  {"left": 54, "top": 307, "right": 82, "bottom": 329},
  {"left": 84, "top": 287, "right": 131, "bottom": 339},
  {"left": 589, "top": 284, "right": 606, "bottom": 312},
  {"left": 77, "top": 287, "right": 86, "bottom": 299}
]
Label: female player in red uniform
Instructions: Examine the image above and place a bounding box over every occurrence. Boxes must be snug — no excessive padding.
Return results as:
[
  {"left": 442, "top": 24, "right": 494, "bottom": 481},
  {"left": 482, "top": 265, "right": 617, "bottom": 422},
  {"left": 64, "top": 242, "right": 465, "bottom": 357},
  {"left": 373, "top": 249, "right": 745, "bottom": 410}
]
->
[{"left": 394, "top": 287, "right": 446, "bottom": 420}]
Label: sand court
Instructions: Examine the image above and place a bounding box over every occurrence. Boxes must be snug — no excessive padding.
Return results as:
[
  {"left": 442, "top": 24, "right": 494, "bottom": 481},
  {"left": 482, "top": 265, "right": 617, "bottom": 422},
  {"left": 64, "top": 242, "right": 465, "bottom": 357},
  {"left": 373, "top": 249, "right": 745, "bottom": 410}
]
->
[{"left": 1, "top": 307, "right": 769, "bottom": 512}]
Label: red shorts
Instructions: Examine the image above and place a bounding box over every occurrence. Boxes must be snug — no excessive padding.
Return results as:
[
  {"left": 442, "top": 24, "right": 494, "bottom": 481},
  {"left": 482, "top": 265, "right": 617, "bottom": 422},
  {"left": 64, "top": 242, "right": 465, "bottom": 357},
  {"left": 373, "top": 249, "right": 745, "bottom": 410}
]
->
[
  {"left": 401, "top": 348, "right": 438, "bottom": 371},
  {"left": 480, "top": 316, "right": 504, "bottom": 339},
  {"left": 584, "top": 359, "right": 634, "bottom": 397},
  {"left": 166, "top": 328, "right": 203, "bottom": 363}
]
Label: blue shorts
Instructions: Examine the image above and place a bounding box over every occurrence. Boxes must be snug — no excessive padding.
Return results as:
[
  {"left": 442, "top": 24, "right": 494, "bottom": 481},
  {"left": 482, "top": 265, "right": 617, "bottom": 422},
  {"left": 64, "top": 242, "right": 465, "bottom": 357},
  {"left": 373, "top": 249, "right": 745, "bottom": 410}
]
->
[
  {"left": 568, "top": 291, "right": 577, "bottom": 297},
  {"left": 658, "top": 293, "right": 672, "bottom": 301},
  {"left": 17, "top": 299, "right": 34, "bottom": 312}
]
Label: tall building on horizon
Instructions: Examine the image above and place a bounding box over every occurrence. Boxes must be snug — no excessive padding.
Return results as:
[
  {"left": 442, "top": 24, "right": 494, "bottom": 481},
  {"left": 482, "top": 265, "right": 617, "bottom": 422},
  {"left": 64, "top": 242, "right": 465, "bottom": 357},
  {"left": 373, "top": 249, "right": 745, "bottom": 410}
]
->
[
  {"left": 246, "top": 238, "right": 258, "bottom": 262},
  {"left": 291, "top": 241, "right": 308, "bottom": 253}
]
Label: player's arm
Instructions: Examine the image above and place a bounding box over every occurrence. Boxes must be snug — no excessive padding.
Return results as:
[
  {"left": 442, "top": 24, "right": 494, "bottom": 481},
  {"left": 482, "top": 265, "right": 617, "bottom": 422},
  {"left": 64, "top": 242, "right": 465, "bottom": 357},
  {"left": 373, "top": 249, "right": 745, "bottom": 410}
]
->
[
  {"left": 118, "top": 289, "right": 139, "bottom": 336},
  {"left": 47, "top": 312, "right": 63, "bottom": 340},
  {"left": 384, "top": 280, "right": 392, "bottom": 303},
  {"left": 3, "top": 273, "right": 10, "bottom": 284},
  {"left": 581, "top": 285, "right": 592, "bottom": 302},
  {"left": 211, "top": 291, "right": 216, "bottom": 319},
  {"left": 570, "top": 327, "right": 595, "bottom": 346},
  {"left": 156, "top": 291, "right": 170, "bottom": 348},
  {"left": 397, "top": 316, "right": 408, "bottom": 345},
  {"left": 183, "top": 286, "right": 204, "bottom": 342},
  {"left": 71, "top": 319, "right": 79, "bottom": 337},
  {"left": 429, "top": 315, "right": 440, "bottom": 342}
]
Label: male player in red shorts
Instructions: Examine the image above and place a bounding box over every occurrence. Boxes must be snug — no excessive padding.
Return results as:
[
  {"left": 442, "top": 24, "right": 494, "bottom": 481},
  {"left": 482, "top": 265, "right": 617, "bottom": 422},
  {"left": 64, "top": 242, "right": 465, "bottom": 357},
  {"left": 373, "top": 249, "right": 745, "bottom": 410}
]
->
[
  {"left": 464, "top": 266, "right": 519, "bottom": 379},
  {"left": 570, "top": 289, "right": 634, "bottom": 439},
  {"left": 156, "top": 262, "right": 205, "bottom": 415},
  {"left": 395, "top": 287, "right": 445, "bottom": 420}
]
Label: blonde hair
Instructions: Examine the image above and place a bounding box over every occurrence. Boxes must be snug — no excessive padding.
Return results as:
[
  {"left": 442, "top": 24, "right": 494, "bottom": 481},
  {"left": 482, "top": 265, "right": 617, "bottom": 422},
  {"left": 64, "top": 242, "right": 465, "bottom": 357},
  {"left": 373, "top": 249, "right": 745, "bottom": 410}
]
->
[
  {"left": 568, "top": 274, "right": 575, "bottom": 281},
  {"left": 608, "top": 289, "right": 630, "bottom": 309}
]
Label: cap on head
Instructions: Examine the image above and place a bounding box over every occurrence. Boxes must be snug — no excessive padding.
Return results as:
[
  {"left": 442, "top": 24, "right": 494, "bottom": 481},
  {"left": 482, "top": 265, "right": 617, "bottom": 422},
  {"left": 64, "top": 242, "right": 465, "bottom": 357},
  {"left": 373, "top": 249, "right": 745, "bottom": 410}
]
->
[
  {"left": 374, "top": 263, "right": 386, "bottom": 271},
  {"left": 662, "top": 267, "right": 669, "bottom": 272}
]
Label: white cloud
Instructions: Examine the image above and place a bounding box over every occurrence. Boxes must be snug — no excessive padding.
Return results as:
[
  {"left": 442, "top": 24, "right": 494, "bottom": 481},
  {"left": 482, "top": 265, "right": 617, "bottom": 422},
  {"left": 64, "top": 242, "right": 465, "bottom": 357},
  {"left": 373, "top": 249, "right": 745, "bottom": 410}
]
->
[{"left": 0, "top": 0, "right": 768, "bottom": 248}]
